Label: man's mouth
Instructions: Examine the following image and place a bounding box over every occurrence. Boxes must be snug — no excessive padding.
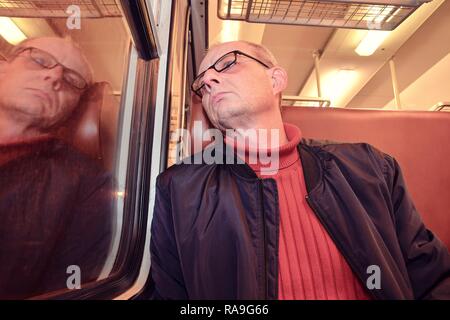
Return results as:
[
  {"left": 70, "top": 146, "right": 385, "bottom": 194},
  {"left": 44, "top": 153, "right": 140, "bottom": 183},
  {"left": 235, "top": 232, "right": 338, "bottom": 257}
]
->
[
  {"left": 26, "top": 88, "right": 52, "bottom": 106},
  {"left": 211, "top": 92, "right": 228, "bottom": 105}
]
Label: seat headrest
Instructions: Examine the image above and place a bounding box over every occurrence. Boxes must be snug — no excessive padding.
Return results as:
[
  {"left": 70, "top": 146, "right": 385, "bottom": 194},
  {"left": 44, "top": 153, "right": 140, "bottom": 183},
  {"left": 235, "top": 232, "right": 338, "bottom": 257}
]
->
[{"left": 55, "top": 82, "right": 120, "bottom": 171}]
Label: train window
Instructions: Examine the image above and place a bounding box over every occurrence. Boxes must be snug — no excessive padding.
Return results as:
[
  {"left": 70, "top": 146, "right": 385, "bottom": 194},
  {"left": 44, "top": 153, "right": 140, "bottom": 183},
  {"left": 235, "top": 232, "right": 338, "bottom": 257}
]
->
[
  {"left": 0, "top": 2, "right": 147, "bottom": 299},
  {"left": 166, "top": 1, "right": 191, "bottom": 167}
]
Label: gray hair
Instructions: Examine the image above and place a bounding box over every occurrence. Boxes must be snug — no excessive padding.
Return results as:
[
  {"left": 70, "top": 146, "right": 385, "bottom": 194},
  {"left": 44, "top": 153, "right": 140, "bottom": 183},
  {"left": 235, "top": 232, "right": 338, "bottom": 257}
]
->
[
  {"left": 239, "top": 41, "right": 278, "bottom": 67},
  {"left": 207, "top": 40, "right": 278, "bottom": 68}
]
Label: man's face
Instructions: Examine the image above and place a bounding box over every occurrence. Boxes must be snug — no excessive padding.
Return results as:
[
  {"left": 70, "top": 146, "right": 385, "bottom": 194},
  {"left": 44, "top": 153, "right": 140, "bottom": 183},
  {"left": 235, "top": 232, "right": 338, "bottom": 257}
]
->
[
  {"left": 197, "top": 42, "right": 276, "bottom": 131},
  {"left": 0, "top": 37, "right": 92, "bottom": 130}
]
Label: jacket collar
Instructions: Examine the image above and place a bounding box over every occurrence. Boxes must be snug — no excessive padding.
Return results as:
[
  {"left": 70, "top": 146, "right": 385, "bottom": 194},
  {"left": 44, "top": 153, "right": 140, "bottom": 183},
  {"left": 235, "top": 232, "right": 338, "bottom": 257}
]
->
[{"left": 298, "top": 141, "right": 323, "bottom": 194}]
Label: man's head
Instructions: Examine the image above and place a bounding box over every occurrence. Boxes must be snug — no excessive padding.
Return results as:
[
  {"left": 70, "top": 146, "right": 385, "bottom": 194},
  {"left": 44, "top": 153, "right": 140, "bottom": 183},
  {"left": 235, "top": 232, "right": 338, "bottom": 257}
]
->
[
  {"left": 194, "top": 41, "right": 288, "bottom": 131},
  {"left": 0, "top": 37, "right": 93, "bottom": 131}
]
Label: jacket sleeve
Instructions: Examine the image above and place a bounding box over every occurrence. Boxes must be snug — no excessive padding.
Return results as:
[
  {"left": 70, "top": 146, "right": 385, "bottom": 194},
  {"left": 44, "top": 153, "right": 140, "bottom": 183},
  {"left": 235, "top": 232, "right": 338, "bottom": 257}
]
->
[
  {"left": 39, "top": 171, "right": 113, "bottom": 294},
  {"left": 383, "top": 154, "right": 450, "bottom": 299},
  {"left": 148, "top": 175, "right": 188, "bottom": 299}
]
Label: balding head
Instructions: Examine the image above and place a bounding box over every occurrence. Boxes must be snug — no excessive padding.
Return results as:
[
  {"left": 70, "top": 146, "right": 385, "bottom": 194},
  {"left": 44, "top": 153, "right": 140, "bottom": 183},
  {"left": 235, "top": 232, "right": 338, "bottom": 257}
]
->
[
  {"left": 207, "top": 40, "right": 278, "bottom": 68},
  {"left": 11, "top": 37, "right": 93, "bottom": 85},
  {"left": 196, "top": 40, "right": 288, "bottom": 132}
]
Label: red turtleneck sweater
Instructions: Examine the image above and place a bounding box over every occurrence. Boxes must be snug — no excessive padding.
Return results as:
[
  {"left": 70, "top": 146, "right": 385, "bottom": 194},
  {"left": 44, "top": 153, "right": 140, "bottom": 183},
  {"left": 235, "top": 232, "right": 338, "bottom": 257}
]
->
[
  {"left": 0, "top": 134, "right": 52, "bottom": 166},
  {"left": 228, "top": 123, "right": 371, "bottom": 300}
]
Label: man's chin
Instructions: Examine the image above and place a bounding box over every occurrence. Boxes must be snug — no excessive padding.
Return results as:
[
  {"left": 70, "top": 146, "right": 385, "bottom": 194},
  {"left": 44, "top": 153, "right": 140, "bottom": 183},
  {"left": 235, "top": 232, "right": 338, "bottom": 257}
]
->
[
  {"left": 219, "top": 104, "right": 247, "bottom": 119},
  {"left": 6, "top": 101, "right": 47, "bottom": 122},
  {"left": 17, "top": 104, "right": 45, "bottom": 116},
  {"left": 216, "top": 111, "right": 247, "bottom": 130}
]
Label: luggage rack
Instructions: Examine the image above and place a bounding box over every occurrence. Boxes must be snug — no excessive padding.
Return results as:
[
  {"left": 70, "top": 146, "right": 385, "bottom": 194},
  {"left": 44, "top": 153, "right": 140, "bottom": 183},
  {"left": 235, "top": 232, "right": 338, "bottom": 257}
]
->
[
  {"left": 430, "top": 102, "right": 450, "bottom": 112},
  {"left": 282, "top": 95, "right": 331, "bottom": 107},
  {"left": 0, "top": 0, "right": 122, "bottom": 18},
  {"left": 218, "top": 0, "right": 431, "bottom": 30}
]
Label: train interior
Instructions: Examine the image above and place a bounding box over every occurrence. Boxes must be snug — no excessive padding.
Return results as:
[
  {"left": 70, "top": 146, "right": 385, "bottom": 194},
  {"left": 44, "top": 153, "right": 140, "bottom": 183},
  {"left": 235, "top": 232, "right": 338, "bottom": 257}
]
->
[{"left": 0, "top": 0, "right": 448, "bottom": 299}]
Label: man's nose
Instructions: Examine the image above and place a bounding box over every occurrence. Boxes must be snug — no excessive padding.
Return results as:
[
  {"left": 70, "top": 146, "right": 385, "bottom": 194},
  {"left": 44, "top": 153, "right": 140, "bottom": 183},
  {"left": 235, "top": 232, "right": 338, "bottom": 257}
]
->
[
  {"left": 201, "top": 68, "right": 221, "bottom": 94},
  {"left": 42, "top": 65, "right": 64, "bottom": 90}
]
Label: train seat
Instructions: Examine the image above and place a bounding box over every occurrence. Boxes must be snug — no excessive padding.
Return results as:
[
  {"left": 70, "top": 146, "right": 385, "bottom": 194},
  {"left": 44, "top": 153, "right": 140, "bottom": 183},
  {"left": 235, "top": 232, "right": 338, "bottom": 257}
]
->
[{"left": 282, "top": 106, "right": 450, "bottom": 249}]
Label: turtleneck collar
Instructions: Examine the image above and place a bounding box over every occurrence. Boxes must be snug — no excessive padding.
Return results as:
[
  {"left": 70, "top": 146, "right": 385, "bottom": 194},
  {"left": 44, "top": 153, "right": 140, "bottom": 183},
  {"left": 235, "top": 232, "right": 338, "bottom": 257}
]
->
[
  {"left": 0, "top": 134, "right": 54, "bottom": 166},
  {"left": 224, "top": 123, "right": 302, "bottom": 175},
  {"left": 0, "top": 133, "right": 52, "bottom": 148}
]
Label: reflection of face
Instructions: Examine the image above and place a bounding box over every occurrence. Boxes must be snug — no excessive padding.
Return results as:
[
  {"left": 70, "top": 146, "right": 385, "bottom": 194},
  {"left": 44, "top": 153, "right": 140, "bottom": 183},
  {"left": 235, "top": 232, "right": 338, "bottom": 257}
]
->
[
  {"left": 0, "top": 37, "right": 92, "bottom": 130},
  {"left": 198, "top": 42, "right": 275, "bottom": 131}
]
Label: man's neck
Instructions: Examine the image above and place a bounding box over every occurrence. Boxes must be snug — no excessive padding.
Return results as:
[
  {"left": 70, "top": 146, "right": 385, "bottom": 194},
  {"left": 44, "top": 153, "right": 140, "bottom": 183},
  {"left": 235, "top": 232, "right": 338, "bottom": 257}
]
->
[
  {"left": 0, "top": 109, "right": 43, "bottom": 145},
  {"left": 225, "top": 112, "right": 288, "bottom": 150}
]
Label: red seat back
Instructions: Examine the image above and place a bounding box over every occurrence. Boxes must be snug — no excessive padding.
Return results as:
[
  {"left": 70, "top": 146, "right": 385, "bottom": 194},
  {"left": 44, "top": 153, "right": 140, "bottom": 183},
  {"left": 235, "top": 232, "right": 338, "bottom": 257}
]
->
[
  {"left": 54, "top": 82, "right": 120, "bottom": 171},
  {"left": 282, "top": 106, "right": 450, "bottom": 248}
]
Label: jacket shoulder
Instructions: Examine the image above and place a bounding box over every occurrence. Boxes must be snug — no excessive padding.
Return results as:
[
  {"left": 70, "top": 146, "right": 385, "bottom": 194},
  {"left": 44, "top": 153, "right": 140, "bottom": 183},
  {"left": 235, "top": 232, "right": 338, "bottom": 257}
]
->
[
  {"left": 301, "top": 138, "right": 394, "bottom": 174},
  {"left": 156, "top": 141, "right": 242, "bottom": 186},
  {"left": 156, "top": 147, "right": 220, "bottom": 192}
]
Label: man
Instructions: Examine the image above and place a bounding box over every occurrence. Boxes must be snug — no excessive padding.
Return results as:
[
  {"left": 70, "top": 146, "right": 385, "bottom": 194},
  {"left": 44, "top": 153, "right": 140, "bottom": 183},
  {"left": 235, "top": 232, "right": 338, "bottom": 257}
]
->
[
  {"left": 0, "top": 37, "right": 112, "bottom": 299},
  {"left": 149, "top": 41, "right": 450, "bottom": 299}
]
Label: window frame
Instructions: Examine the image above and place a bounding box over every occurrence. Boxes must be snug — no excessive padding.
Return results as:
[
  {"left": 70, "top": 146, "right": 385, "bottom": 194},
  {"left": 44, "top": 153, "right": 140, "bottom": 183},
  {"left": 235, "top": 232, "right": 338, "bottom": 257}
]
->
[{"left": 33, "top": 0, "right": 160, "bottom": 300}]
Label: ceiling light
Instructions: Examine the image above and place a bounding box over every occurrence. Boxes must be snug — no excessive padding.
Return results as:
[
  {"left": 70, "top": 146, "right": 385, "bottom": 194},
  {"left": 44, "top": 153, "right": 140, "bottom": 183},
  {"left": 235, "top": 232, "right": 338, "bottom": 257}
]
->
[
  {"left": 326, "top": 69, "right": 358, "bottom": 106},
  {"left": 0, "top": 17, "right": 27, "bottom": 45},
  {"left": 355, "top": 30, "right": 390, "bottom": 56},
  {"left": 220, "top": 20, "right": 240, "bottom": 42}
]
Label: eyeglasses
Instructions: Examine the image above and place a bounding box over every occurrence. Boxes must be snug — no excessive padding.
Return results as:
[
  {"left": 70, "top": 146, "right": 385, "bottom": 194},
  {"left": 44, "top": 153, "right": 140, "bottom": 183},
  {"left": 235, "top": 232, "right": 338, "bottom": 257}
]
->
[
  {"left": 14, "top": 47, "right": 89, "bottom": 90},
  {"left": 191, "top": 50, "right": 271, "bottom": 98}
]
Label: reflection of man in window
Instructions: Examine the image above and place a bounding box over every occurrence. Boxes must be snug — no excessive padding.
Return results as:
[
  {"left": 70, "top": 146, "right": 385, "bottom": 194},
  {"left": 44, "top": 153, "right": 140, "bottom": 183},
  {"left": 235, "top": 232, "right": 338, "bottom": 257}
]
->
[{"left": 0, "top": 37, "right": 112, "bottom": 299}]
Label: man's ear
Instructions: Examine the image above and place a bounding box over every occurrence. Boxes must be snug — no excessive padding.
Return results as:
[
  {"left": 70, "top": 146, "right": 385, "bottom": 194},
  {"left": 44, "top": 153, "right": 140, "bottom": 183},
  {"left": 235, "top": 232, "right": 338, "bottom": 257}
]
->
[{"left": 269, "top": 66, "right": 288, "bottom": 95}]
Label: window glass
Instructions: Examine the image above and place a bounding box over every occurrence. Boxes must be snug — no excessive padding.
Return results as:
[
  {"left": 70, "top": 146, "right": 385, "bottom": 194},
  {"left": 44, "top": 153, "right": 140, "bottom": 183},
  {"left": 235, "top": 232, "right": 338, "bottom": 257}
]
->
[
  {"left": 0, "top": 4, "right": 131, "bottom": 299},
  {"left": 167, "top": 1, "right": 189, "bottom": 167}
]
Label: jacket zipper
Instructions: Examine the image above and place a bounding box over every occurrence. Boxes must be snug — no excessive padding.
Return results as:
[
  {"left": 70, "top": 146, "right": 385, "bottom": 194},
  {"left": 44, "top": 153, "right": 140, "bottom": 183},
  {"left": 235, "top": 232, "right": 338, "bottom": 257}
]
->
[
  {"left": 305, "top": 194, "right": 381, "bottom": 300},
  {"left": 259, "top": 180, "right": 268, "bottom": 299}
]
